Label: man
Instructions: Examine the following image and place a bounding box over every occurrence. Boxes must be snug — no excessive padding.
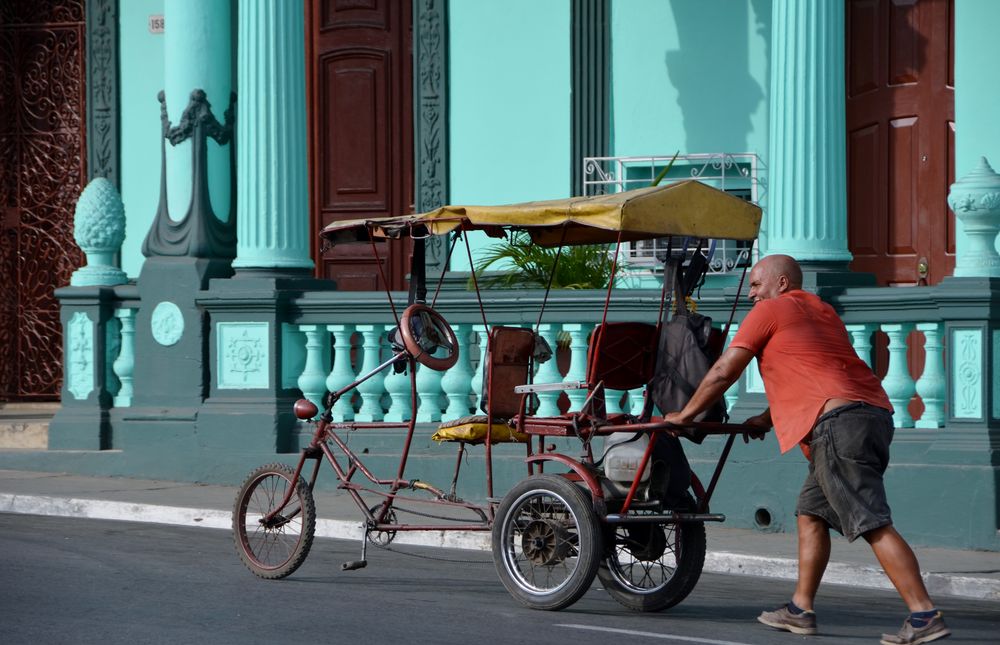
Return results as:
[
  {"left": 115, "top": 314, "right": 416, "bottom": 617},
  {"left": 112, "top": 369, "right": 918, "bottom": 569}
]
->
[{"left": 663, "top": 254, "right": 950, "bottom": 645}]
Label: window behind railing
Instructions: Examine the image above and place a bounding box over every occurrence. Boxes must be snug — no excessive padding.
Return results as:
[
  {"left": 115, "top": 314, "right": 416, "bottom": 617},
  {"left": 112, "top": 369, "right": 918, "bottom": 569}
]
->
[{"left": 582, "top": 153, "right": 764, "bottom": 275}]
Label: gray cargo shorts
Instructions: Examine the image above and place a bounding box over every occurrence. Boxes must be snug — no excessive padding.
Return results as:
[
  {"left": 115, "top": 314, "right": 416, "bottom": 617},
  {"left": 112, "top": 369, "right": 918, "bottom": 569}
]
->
[{"left": 796, "top": 402, "right": 895, "bottom": 542}]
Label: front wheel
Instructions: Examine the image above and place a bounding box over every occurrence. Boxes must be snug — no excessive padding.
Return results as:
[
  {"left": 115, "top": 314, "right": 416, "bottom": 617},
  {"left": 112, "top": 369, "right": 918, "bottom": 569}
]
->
[
  {"left": 233, "top": 463, "right": 316, "bottom": 579},
  {"left": 597, "top": 502, "right": 706, "bottom": 611},
  {"left": 491, "top": 474, "right": 601, "bottom": 611}
]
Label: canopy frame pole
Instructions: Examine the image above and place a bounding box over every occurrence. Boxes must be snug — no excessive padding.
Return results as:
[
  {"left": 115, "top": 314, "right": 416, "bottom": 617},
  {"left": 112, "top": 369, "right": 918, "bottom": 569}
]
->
[
  {"left": 655, "top": 236, "right": 675, "bottom": 325},
  {"left": 461, "top": 223, "right": 490, "bottom": 333},
  {"left": 430, "top": 233, "right": 462, "bottom": 308},
  {"left": 533, "top": 223, "right": 570, "bottom": 334},
  {"left": 369, "top": 230, "right": 400, "bottom": 328},
  {"left": 585, "top": 228, "right": 625, "bottom": 384},
  {"left": 721, "top": 261, "right": 750, "bottom": 341}
]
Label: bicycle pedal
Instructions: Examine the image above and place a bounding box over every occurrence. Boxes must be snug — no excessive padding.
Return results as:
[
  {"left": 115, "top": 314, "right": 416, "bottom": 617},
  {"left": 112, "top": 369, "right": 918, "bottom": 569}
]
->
[{"left": 341, "top": 560, "right": 368, "bottom": 571}]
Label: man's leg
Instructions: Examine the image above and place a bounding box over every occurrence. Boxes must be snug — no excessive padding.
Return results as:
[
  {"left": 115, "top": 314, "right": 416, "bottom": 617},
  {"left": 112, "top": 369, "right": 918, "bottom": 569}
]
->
[
  {"left": 863, "top": 524, "right": 934, "bottom": 612},
  {"left": 792, "top": 513, "right": 830, "bottom": 611}
]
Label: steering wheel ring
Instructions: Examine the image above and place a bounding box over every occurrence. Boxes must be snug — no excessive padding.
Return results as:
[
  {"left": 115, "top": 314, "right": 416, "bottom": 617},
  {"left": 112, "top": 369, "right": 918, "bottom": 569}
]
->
[{"left": 398, "top": 304, "right": 459, "bottom": 371}]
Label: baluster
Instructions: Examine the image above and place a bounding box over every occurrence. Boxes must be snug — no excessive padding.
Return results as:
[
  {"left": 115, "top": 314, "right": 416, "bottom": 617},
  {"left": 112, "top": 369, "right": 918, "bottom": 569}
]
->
[
  {"left": 881, "top": 323, "right": 915, "bottom": 428},
  {"left": 297, "top": 325, "right": 330, "bottom": 414},
  {"left": 563, "top": 323, "right": 592, "bottom": 411},
  {"left": 846, "top": 323, "right": 875, "bottom": 368},
  {"left": 723, "top": 323, "right": 740, "bottom": 412},
  {"left": 326, "top": 324, "right": 356, "bottom": 421},
  {"left": 113, "top": 308, "right": 136, "bottom": 407},
  {"left": 915, "top": 322, "right": 945, "bottom": 428},
  {"left": 416, "top": 362, "right": 444, "bottom": 422},
  {"left": 105, "top": 316, "right": 121, "bottom": 397},
  {"left": 383, "top": 323, "right": 411, "bottom": 422},
  {"left": 354, "top": 325, "right": 385, "bottom": 421},
  {"left": 470, "top": 324, "right": 488, "bottom": 414},
  {"left": 441, "top": 324, "right": 474, "bottom": 420},
  {"left": 534, "top": 323, "right": 562, "bottom": 416}
]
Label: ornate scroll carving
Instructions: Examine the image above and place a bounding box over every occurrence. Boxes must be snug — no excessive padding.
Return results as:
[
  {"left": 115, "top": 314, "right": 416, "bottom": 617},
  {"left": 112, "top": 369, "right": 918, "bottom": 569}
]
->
[
  {"left": 1, "top": 1, "right": 86, "bottom": 399},
  {"left": 86, "top": 0, "right": 119, "bottom": 186},
  {"left": 413, "top": 0, "right": 449, "bottom": 272},
  {"left": 142, "top": 89, "right": 237, "bottom": 259}
]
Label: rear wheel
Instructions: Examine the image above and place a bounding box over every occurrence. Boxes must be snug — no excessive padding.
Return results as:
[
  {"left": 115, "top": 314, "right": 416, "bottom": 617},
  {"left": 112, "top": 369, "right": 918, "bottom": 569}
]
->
[
  {"left": 233, "top": 463, "right": 316, "bottom": 579},
  {"left": 491, "top": 474, "right": 601, "bottom": 611},
  {"left": 597, "top": 497, "right": 706, "bottom": 611}
]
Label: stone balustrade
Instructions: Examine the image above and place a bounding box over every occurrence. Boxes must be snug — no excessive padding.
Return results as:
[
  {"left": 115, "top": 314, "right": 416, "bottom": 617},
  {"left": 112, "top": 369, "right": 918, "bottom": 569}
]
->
[{"left": 98, "top": 282, "right": 971, "bottom": 430}]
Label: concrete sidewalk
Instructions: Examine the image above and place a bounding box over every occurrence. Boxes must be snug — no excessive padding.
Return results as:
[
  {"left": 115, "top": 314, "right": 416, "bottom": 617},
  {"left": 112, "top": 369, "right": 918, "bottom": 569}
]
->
[{"left": 0, "top": 468, "right": 996, "bottom": 602}]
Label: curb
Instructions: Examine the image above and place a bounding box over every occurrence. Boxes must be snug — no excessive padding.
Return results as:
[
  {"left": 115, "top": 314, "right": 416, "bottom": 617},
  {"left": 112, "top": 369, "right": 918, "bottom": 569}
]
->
[{"left": 2, "top": 494, "right": 997, "bottom": 601}]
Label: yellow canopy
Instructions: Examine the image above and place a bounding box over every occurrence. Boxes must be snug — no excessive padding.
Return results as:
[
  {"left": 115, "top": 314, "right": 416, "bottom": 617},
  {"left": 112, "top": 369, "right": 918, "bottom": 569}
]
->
[{"left": 320, "top": 180, "right": 762, "bottom": 247}]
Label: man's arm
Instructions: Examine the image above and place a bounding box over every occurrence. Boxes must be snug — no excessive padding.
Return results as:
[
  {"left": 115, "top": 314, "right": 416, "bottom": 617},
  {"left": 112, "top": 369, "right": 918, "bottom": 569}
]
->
[{"left": 662, "top": 346, "right": 755, "bottom": 425}]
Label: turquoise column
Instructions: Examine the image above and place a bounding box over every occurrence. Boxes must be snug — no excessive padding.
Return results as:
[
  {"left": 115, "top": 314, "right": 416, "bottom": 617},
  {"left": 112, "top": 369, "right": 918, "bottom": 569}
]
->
[
  {"left": 233, "top": 0, "right": 312, "bottom": 270},
  {"left": 534, "top": 323, "right": 562, "bottom": 416},
  {"left": 471, "top": 325, "right": 488, "bottom": 414},
  {"left": 383, "top": 323, "right": 411, "bottom": 422},
  {"left": 882, "top": 324, "right": 915, "bottom": 428},
  {"left": 164, "top": 0, "right": 232, "bottom": 223},
  {"left": 355, "top": 326, "right": 385, "bottom": 422},
  {"left": 766, "top": 0, "right": 851, "bottom": 261},
  {"left": 563, "top": 323, "right": 591, "bottom": 411},
  {"left": 955, "top": 1, "right": 1000, "bottom": 265},
  {"left": 113, "top": 308, "right": 136, "bottom": 407},
  {"left": 846, "top": 323, "right": 875, "bottom": 368},
  {"left": 297, "top": 325, "right": 330, "bottom": 413},
  {"left": 915, "top": 323, "right": 945, "bottom": 428},
  {"left": 441, "top": 324, "right": 474, "bottom": 420},
  {"left": 326, "top": 325, "right": 357, "bottom": 421}
]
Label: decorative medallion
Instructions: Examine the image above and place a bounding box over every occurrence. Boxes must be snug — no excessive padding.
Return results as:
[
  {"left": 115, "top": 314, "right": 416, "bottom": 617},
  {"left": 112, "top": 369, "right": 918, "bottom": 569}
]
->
[
  {"left": 218, "top": 322, "right": 269, "bottom": 389},
  {"left": 151, "top": 301, "right": 184, "bottom": 346}
]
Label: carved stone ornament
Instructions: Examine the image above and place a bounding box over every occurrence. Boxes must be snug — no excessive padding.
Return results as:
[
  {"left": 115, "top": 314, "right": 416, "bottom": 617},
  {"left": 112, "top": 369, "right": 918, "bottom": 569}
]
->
[
  {"left": 414, "top": 0, "right": 449, "bottom": 272},
  {"left": 67, "top": 311, "right": 95, "bottom": 400},
  {"left": 71, "top": 177, "right": 128, "bottom": 286},
  {"left": 948, "top": 156, "right": 1000, "bottom": 277},
  {"left": 151, "top": 301, "right": 185, "bottom": 346},
  {"left": 142, "top": 89, "right": 237, "bottom": 259}
]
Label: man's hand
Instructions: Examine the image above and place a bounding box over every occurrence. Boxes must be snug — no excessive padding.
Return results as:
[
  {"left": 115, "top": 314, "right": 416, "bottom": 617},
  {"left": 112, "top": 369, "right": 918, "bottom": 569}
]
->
[
  {"left": 741, "top": 411, "right": 771, "bottom": 443},
  {"left": 662, "top": 411, "right": 692, "bottom": 437}
]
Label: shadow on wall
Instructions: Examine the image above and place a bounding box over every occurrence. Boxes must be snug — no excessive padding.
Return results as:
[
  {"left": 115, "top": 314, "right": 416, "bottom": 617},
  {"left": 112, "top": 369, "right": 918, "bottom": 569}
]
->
[{"left": 665, "top": 0, "right": 768, "bottom": 153}]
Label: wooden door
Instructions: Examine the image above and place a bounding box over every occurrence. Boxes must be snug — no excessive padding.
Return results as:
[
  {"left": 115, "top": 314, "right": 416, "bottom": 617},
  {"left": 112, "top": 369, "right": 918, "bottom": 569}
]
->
[
  {"left": 306, "top": 0, "right": 413, "bottom": 291},
  {"left": 0, "top": 1, "right": 86, "bottom": 400},
  {"left": 846, "top": 0, "right": 954, "bottom": 286}
]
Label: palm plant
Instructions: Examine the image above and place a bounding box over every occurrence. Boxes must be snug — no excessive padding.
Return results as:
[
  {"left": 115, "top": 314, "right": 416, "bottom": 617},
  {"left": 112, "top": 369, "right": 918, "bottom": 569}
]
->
[{"left": 472, "top": 233, "right": 615, "bottom": 290}]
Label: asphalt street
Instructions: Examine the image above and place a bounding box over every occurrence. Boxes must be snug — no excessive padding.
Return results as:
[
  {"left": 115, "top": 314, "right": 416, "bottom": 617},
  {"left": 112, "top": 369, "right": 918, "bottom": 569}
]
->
[{"left": 1, "top": 513, "right": 997, "bottom": 645}]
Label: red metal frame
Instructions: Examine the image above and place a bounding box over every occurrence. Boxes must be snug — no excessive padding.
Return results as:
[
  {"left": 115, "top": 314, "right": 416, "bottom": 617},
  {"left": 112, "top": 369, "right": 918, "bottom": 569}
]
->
[{"left": 260, "top": 223, "right": 766, "bottom": 543}]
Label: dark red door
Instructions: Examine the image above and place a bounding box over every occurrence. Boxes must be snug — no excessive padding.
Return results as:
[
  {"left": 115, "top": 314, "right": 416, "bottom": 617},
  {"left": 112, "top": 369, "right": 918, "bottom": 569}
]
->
[
  {"left": 0, "top": 1, "right": 86, "bottom": 400},
  {"left": 846, "top": 0, "right": 954, "bottom": 286},
  {"left": 306, "top": 0, "right": 413, "bottom": 291}
]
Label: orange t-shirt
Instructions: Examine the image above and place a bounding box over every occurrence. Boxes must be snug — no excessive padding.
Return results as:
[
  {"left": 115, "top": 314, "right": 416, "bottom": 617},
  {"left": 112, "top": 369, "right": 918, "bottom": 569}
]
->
[{"left": 729, "top": 290, "right": 892, "bottom": 453}]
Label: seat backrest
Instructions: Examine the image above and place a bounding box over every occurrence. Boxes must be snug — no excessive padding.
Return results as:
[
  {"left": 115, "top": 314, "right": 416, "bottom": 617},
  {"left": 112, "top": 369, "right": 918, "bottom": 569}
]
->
[
  {"left": 588, "top": 322, "right": 658, "bottom": 391},
  {"left": 481, "top": 326, "right": 536, "bottom": 419}
]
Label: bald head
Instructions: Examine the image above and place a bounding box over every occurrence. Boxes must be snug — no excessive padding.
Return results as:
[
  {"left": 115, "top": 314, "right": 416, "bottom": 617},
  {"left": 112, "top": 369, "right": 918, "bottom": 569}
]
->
[{"left": 748, "top": 254, "right": 803, "bottom": 302}]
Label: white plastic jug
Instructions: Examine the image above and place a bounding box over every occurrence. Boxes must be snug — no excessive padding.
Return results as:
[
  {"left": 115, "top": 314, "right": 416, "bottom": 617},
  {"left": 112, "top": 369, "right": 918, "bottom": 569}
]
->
[{"left": 602, "top": 432, "right": 651, "bottom": 482}]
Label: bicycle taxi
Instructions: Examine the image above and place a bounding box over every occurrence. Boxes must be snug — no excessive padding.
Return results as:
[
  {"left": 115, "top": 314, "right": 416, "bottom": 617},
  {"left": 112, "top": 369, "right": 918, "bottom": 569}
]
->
[{"left": 232, "top": 179, "right": 766, "bottom": 612}]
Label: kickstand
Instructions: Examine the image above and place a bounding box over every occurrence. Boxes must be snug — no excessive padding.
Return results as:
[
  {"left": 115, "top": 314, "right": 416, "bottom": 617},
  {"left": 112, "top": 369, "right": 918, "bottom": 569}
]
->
[{"left": 341, "top": 525, "right": 370, "bottom": 571}]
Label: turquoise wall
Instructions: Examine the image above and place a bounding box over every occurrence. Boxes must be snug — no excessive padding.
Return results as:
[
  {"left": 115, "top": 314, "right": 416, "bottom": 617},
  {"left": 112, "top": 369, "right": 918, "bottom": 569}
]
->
[
  {"left": 119, "top": 0, "right": 165, "bottom": 278},
  {"left": 448, "top": 0, "right": 571, "bottom": 271},
  {"left": 610, "top": 0, "right": 770, "bottom": 159}
]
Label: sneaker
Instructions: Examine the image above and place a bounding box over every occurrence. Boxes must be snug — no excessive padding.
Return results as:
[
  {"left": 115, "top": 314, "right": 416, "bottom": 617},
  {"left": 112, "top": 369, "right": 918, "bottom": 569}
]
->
[
  {"left": 880, "top": 612, "right": 951, "bottom": 645},
  {"left": 757, "top": 604, "right": 818, "bottom": 635}
]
